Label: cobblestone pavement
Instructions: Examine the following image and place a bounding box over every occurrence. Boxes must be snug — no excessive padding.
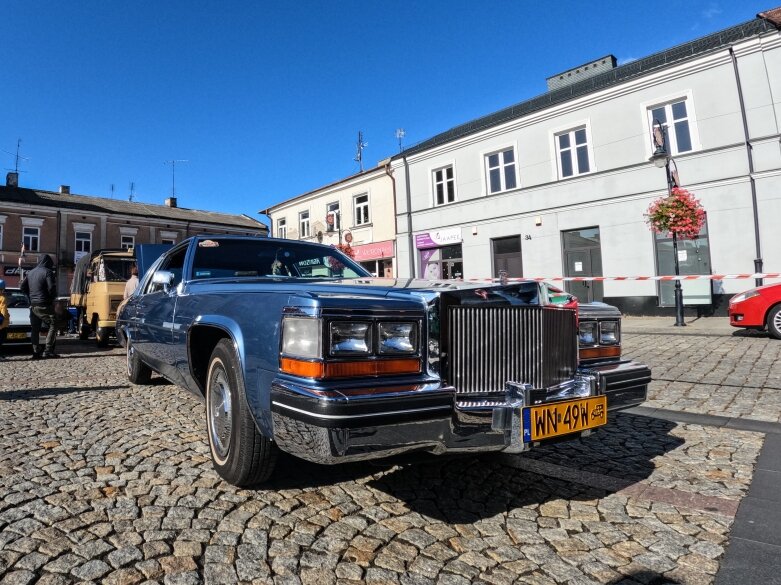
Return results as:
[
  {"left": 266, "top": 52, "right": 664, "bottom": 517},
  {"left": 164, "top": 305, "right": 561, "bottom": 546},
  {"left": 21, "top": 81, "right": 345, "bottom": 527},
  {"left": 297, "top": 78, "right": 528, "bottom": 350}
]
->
[
  {"left": 622, "top": 325, "right": 781, "bottom": 422},
  {"left": 0, "top": 331, "right": 774, "bottom": 585}
]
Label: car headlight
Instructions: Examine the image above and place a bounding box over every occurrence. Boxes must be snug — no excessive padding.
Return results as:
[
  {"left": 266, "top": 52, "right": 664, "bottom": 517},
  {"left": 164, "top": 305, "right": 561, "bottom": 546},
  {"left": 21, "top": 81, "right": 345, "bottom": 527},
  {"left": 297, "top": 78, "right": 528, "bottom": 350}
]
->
[
  {"left": 578, "top": 321, "right": 597, "bottom": 345},
  {"left": 599, "top": 321, "right": 619, "bottom": 344},
  {"left": 730, "top": 290, "right": 759, "bottom": 305},
  {"left": 330, "top": 321, "right": 371, "bottom": 355},
  {"left": 281, "top": 317, "right": 321, "bottom": 358},
  {"left": 378, "top": 322, "right": 417, "bottom": 354}
]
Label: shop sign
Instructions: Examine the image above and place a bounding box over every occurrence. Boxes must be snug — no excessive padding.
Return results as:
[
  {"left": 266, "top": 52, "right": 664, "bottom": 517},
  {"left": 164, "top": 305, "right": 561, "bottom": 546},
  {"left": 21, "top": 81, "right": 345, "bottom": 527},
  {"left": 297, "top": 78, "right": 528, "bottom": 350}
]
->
[
  {"left": 415, "top": 228, "right": 462, "bottom": 249},
  {"left": 352, "top": 240, "right": 394, "bottom": 262},
  {"left": 4, "top": 265, "right": 34, "bottom": 276}
]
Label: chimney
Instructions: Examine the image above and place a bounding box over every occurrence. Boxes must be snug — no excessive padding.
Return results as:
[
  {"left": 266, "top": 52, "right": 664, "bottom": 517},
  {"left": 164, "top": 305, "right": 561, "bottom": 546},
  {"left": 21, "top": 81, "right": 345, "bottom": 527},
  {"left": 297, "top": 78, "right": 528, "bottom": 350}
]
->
[
  {"left": 165, "top": 197, "right": 177, "bottom": 208},
  {"left": 546, "top": 55, "right": 617, "bottom": 91},
  {"left": 59, "top": 185, "right": 70, "bottom": 194},
  {"left": 6, "top": 172, "right": 18, "bottom": 187}
]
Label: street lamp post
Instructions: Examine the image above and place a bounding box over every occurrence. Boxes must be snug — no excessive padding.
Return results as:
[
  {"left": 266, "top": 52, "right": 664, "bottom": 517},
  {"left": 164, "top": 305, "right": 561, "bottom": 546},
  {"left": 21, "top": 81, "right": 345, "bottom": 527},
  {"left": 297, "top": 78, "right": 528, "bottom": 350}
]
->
[{"left": 649, "top": 119, "right": 686, "bottom": 327}]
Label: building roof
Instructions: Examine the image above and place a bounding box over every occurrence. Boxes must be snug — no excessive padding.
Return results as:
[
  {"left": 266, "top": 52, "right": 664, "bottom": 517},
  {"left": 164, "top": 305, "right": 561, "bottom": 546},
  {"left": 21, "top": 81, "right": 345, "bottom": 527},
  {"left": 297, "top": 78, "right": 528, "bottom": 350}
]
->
[
  {"left": 0, "top": 185, "right": 267, "bottom": 231},
  {"left": 395, "top": 14, "right": 777, "bottom": 159},
  {"left": 260, "top": 165, "right": 388, "bottom": 214}
]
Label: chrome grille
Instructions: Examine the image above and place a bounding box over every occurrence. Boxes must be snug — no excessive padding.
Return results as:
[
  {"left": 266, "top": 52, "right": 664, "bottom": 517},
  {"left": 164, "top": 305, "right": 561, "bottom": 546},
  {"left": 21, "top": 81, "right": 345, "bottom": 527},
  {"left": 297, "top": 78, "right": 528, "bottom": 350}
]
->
[{"left": 447, "top": 306, "right": 577, "bottom": 394}]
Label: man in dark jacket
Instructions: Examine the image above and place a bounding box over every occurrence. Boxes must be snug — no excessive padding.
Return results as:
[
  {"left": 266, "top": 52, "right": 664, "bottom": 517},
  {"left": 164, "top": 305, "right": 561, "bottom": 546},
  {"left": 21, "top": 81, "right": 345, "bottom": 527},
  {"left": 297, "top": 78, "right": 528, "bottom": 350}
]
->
[{"left": 20, "top": 254, "right": 58, "bottom": 359}]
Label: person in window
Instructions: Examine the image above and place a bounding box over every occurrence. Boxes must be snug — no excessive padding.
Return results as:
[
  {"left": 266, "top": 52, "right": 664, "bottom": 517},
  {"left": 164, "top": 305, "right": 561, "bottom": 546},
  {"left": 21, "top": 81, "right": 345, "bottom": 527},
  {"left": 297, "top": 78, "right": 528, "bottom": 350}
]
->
[
  {"left": 0, "top": 280, "right": 9, "bottom": 359},
  {"left": 20, "top": 254, "right": 59, "bottom": 359},
  {"left": 124, "top": 266, "right": 139, "bottom": 299}
]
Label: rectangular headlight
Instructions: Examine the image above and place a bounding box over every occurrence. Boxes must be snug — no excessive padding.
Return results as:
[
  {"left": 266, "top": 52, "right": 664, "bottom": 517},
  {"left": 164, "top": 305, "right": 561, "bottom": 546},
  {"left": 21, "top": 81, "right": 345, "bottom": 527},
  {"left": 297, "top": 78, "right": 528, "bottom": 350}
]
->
[
  {"left": 282, "top": 317, "right": 322, "bottom": 359},
  {"left": 378, "top": 322, "right": 418, "bottom": 355},
  {"left": 599, "top": 321, "right": 619, "bottom": 344},
  {"left": 330, "top": 321, "right": 371, "bottom": 355},
  {"left": 578, "top": 321, "right": 597, "bottom": 345}
]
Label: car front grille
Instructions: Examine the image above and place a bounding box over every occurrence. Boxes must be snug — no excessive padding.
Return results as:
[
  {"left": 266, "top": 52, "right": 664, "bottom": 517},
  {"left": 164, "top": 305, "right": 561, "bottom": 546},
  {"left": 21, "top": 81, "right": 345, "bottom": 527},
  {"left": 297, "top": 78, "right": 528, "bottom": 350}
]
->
[{"left": 446, "top": 306, "right": 577, "bottom": 394}]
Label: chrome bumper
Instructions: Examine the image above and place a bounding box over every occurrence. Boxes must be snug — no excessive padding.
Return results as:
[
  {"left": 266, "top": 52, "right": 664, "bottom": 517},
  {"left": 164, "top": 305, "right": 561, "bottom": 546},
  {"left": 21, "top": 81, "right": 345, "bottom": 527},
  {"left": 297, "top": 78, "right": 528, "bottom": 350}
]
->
[
  {"left": 269, "top": 373, "right": 601, "bottom": 465},
  {"left": 579, "top": 360, "right": 651, "bottom": 412}
]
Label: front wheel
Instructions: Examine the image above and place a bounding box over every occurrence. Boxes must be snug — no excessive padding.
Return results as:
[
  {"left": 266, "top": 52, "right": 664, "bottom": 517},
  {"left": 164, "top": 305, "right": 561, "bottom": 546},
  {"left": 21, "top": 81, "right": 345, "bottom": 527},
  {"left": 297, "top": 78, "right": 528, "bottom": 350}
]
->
[
  {"left": 206, "top": 338, "right": 277, "bottom": 486},
  {"left": 77, "top": 312, "right": 90, "bottom": 340},
  {"left": 127, "top": 339, "right": 152, "bottom": 384},
  {"left": 96, "top": 327, "right": 110, "bottom": 348},
  {"left": 767, "top": 305, "right": 781, "bottom": 340}
]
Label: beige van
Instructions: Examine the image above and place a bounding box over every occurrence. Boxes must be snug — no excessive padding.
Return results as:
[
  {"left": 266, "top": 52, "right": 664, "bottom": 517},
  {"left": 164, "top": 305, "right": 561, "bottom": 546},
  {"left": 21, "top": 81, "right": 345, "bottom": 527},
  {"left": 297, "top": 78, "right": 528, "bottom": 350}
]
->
[{"left": 70, "top": 249, "right": 136, "bottom": 347}]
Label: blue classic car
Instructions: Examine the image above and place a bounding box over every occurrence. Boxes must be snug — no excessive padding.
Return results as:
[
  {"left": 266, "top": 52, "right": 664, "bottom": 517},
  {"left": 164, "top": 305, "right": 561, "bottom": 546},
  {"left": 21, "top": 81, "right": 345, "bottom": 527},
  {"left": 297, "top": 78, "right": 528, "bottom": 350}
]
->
[{"left": 117, "top": 235, "right": 650, "bottom": 486}]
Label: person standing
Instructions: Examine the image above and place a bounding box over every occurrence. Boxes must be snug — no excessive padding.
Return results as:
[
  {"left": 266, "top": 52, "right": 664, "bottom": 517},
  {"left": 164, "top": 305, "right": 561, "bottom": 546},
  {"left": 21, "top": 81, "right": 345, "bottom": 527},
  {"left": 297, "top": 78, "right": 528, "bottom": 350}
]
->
[
  {"left": 124, "top": 266, "right": 139, "bottom": 299},
  {"left": 20, "top": 254, "right": 58, "bottom": 359},
  {"left": 0, "top": 279, "right": 9, "bottom": 358}
]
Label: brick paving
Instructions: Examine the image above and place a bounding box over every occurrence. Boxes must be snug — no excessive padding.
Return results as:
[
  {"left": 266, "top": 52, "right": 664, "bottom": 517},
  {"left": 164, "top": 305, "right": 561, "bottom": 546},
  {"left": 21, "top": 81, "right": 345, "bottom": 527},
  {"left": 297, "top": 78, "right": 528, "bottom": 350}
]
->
[{"left": 0, "top": 325, "right": 777, "bottom": 584}]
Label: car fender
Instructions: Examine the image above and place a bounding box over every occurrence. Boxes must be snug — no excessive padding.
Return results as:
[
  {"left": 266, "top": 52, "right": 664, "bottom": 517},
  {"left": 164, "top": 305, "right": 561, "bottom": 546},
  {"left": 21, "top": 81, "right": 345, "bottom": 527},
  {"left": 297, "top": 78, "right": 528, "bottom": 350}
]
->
[{"left": 186, "top": 315, "right": 273, "bottom": 438}]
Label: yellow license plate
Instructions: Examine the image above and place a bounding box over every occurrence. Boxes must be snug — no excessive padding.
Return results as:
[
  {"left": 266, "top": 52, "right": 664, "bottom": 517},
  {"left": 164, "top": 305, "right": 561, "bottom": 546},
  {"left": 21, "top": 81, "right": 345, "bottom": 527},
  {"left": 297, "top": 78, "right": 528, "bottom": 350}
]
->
[
  {"left": 522, "top": 395, "right": 607, "bottom": 442},
  {"left": 7, "top": 332, "right": 27, "bottom": 340}
]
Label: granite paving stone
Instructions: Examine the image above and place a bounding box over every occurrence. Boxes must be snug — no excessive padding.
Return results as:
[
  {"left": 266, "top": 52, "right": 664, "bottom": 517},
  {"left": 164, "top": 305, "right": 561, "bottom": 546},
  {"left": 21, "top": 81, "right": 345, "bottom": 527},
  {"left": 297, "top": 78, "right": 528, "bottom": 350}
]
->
[{"left": 0, "top": 330, "right": 776, "bottom": 583}]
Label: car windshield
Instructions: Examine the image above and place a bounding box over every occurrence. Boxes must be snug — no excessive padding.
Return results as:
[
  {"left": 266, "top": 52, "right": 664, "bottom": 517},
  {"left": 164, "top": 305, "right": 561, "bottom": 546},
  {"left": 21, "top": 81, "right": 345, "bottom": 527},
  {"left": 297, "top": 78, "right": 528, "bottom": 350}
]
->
[
  {"left": 192, "top": 238, "right": 371, "bottom": 280},
  {"left": 95, "top": 258, "right": 136, "bottom": 282},
  {"left": 5, "top": 290, "right": 30, "bottom": 308}
]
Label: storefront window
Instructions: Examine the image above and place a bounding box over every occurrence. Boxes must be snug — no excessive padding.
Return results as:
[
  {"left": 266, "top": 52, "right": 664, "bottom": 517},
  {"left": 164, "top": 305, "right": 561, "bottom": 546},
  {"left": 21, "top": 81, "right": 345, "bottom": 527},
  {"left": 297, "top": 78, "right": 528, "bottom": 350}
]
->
[
  {"left": 420, "top": 244, "right": 463, "bottom": 280},
  {"left": 654, "top": 220, "right": 712, "bottom": 306}
]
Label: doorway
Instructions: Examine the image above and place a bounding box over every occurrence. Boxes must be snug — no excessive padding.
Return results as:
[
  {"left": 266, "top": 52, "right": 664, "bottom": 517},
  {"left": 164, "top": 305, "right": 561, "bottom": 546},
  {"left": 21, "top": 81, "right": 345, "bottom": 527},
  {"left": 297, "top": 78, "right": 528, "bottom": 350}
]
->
[
  {"left": 562, "top": 227, "right": 603, "bottom": 303},
  {"left": 492, "top": 236, "right": 523, "bottom": 278}
]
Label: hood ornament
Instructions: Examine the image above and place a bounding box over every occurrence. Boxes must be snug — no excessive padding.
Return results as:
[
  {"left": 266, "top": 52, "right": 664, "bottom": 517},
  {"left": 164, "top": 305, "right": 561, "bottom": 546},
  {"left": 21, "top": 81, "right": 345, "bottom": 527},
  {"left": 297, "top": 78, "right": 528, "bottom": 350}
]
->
[{"left": 475, "top": 289, "right": 489, "bottom": 300}]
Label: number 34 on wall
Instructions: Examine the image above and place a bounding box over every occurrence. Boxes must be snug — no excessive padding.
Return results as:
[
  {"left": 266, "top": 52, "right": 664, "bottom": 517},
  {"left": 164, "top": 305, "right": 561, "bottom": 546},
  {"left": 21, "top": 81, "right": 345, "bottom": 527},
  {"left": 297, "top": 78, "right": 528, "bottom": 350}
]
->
[{"left": 524, "top": 234, "right": 532, "bottom": 240}]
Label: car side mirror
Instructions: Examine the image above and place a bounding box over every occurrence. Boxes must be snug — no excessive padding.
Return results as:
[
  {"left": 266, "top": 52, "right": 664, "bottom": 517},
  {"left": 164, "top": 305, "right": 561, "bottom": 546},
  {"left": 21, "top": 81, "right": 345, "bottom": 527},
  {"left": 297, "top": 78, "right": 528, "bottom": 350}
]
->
[{"left": 152, "top": 270, "right": 175, "bottom": 293}]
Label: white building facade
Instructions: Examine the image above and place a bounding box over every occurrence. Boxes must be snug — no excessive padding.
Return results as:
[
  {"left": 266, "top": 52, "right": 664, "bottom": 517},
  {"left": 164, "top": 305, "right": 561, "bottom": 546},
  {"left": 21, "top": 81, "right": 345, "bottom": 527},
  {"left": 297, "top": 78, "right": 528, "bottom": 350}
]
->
[
  {"left": 262, "top": 166, "right": 397, "bottom": 277},
  {"left": 390, "top": 11, "right": 781, "bottom": 316}
]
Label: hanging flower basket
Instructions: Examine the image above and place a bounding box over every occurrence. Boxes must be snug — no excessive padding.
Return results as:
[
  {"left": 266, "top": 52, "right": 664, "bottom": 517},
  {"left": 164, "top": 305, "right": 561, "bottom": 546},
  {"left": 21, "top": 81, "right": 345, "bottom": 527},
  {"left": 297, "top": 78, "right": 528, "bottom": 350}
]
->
[{"left": 646, "top": 187, "right": 705, "bottom": 239}]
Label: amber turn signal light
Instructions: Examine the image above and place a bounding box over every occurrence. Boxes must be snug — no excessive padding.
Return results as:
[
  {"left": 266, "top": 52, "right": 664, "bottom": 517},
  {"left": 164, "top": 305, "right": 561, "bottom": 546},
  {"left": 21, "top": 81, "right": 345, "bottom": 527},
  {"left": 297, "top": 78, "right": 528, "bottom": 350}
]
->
[
  {"left": 579, "top": 346, "right": 621, "bottom": 360},
  {"left": 280, "top": 357, "right": 420, "bottom": 379}
]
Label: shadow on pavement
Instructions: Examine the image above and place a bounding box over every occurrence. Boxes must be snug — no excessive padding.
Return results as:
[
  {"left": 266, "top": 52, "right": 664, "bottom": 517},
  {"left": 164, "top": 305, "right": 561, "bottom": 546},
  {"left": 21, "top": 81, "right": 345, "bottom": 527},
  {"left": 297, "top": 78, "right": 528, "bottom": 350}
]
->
[
  {"left": 0, "top": 385, "right": 127, "bottom": 400},
  {"left": 608, "top": 571, "right": 680, "bottom": 584},
  {"left": 259, "top": 412, "right": 683, "bottom": 523}
]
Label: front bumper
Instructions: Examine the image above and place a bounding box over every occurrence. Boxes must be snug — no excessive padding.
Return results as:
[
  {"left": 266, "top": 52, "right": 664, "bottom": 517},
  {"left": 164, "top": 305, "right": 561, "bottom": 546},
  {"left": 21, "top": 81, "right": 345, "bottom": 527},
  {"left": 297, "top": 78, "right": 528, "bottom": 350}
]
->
[
  {"left": 3, "top": 326, "right": 32, "bottom": 345},
  {"left": 270, "top": 372, "right": 614, "bottom": 465}
]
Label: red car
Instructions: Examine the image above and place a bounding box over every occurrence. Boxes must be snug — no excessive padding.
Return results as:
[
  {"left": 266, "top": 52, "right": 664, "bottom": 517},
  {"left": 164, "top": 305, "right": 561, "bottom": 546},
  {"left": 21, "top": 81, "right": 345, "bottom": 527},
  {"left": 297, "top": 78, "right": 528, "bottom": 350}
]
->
[{"left": 728, "top": 282, "right": 781, "bottom": 339}]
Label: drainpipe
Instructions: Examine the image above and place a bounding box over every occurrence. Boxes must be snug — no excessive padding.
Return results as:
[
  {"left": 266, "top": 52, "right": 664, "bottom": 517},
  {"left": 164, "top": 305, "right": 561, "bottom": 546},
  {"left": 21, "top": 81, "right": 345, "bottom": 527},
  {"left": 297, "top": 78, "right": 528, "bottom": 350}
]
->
[
  {"left": 384, "top": 162, "right": 399, "bottom": 277},
  {"left": 729, "top": 47, "right": 763, "bottom": 286},
  {"left": 402, "top": 155, "right": 415, "bottom": 278},
  {"left": 56, "top": 210, "right": 62, "bottom": 295}
]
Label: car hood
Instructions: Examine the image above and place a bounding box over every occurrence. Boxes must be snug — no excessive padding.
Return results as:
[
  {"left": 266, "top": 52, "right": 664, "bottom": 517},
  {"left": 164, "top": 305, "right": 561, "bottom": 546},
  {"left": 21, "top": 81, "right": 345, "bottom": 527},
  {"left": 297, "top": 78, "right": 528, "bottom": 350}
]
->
[{"left": 186, "top": 277, "right": 554, "bottom": 308}]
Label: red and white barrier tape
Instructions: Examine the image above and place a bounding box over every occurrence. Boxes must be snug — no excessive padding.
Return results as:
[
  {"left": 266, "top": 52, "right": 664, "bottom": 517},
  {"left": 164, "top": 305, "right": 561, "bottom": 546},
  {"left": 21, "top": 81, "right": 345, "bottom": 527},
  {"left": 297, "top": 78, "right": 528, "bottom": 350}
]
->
[{"left": 467, "top": 273, "right": 781, "bottom": 283}]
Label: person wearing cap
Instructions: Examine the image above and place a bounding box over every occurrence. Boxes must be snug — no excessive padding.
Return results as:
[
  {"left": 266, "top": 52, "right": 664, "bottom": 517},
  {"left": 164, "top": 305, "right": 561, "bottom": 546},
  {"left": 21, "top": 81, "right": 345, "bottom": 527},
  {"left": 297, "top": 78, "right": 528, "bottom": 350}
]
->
[
  {"left": 0, "top": 279, "right": 9, "bottom": 358},
  {"left": 20, "top": 254, "right": 58, "bottom": 359}
]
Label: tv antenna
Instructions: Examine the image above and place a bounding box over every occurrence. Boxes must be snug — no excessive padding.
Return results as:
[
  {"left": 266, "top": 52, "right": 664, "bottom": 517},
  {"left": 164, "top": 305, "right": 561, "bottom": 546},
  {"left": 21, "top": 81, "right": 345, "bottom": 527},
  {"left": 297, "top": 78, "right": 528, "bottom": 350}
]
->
[
  {"left": 164, "top": 159, "right": 188, "bottom": 198},
  {"left": 129, "top": 181, "right": 136, "bottom": 202},
  {"left": 354, "top": 132, "right": 367, "bottom": 172},
  {"left": 395, "top": 128, "right": 405, "bottom": 153},
  {"left": 2, "top": 138, "right": 29, "bottom": 174}
]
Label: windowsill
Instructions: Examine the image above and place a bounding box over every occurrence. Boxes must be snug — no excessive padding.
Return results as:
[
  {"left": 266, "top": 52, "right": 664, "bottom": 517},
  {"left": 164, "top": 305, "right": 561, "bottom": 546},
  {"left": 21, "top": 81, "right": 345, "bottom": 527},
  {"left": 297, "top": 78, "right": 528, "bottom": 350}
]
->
[
  {"left": 433, "top": 200, "right": 457, "bottom": 207},
  {"left": 557, "top": 170, "right": 594, "bottom": 181},
  {"left": 350, "top": 223, "right": 372, "bottom": 229}
]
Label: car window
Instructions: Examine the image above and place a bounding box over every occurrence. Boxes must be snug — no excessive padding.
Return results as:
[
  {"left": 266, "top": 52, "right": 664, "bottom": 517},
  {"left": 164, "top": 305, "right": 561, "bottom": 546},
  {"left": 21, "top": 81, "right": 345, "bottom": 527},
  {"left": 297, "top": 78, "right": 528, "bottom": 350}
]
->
[
  {"left": 146, "top": 246, "right": 187, "bottom": 294},
  {"left": 191, "top": 238, "right": 370, "bottom": 280},
  {"left": 5, "top": 290, "right": 30, "bottom": 308}
]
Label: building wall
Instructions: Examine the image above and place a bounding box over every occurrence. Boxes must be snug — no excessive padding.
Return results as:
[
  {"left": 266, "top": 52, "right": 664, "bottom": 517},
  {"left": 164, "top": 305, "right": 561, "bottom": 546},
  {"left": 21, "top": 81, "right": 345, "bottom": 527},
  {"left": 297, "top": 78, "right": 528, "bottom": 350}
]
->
[
  {"left": 267, "top": 167, "right": 397, "bottom": 275},
  {"left": 393, "top": 30, "right": 781, "bottom": 314}
]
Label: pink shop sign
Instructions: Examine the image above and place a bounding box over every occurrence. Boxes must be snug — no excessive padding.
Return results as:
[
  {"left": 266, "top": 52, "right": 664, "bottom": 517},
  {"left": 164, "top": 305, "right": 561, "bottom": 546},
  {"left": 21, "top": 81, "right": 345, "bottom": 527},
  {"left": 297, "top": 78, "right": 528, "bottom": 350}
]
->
[
  {"left": 415, "top": 228, "right": 462, "bottom": 249},
  {"left": 352, "top": 240, "right": 394, "bottom": 261}
]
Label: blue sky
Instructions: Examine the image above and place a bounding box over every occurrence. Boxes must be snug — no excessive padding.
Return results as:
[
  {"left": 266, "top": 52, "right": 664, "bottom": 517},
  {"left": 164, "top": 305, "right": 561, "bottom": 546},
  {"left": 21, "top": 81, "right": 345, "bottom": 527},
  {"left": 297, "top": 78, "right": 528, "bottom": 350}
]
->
[{"left": 3, "top": 1, "right": 773, "bottom": 223}]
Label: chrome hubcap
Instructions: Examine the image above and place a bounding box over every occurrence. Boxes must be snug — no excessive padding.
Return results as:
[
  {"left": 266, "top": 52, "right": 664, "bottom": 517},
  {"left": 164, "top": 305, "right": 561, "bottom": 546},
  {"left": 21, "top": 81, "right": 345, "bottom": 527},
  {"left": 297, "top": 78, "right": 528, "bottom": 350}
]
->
[
  {"left": 208, "top": 366, "right": 233, "bottom": 461},
  {"left": 774, "top": 311, "right": 781, "bottom": 333}
]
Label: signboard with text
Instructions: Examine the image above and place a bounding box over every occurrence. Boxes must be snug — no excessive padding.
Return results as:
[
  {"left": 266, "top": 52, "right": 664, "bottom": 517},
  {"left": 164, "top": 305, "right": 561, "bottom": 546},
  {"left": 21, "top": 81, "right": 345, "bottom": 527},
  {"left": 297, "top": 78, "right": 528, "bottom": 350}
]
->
[{"left": 415, "top": 228, "right": 462, "bottom": 249}]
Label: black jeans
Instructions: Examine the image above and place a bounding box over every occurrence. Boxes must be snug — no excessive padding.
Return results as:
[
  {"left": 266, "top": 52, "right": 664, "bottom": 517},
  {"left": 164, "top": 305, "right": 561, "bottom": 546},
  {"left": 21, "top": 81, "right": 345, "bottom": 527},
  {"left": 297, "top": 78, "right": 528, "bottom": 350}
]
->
[{"left": 30, "top": 304, "right": 57, "bottom": 353}]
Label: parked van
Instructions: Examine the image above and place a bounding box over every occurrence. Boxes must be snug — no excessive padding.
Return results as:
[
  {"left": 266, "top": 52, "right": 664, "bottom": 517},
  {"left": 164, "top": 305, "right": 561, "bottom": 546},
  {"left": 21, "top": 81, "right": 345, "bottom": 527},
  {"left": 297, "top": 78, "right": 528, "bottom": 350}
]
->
[{"left": 70, "top": 249, "right": 136, "bottom": 346}]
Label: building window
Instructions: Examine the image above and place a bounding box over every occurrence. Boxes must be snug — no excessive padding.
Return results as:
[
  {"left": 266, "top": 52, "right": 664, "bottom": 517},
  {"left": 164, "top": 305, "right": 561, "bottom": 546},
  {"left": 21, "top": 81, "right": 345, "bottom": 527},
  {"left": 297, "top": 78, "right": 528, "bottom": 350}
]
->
[
  {"left": 326, "top": 202, "right": 341, "bottom": 231},
  {"left": 485, "top": 148, "right": 517, "bottom": 194},
  {"left": 649, "top": 100, "right": 693, "bottom": 154},
  {"left": 354, "top": 194, "right": 370, "bottom": 226},
  {"left": 75, "top": 231, "right": 92, "bottom": 254},
  {"left": 161, "top": 238, "right": 175, "bottom": 246},
  {"left": 277, "top": 218, "right": 287, "bottom": 239},
  {"left": 121, "top": 235, "right": 135, "bottom": 250},
  {"left": 23, "top": 227, "right": 40, "bottom": 252},
  {"left": 557, "top": 127, "right": 591, "bottom": 178},
  {"left": 299, "top": 210, "right": 310, "bottom": 238},
  {"left": 433, "top": 166, "right": 456, "bottom": 206}
]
